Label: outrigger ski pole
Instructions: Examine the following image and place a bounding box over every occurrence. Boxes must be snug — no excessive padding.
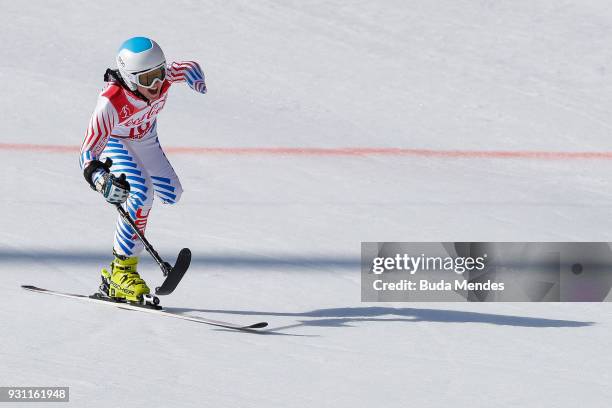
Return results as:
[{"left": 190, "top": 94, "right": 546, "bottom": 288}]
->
[{"left": 115, "top": 204, "right": 191, "bottom": 295}]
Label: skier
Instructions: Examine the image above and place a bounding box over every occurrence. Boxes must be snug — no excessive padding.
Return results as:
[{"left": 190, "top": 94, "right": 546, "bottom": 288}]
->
[{"left": 79, "top": 37, "right": 206, "bottom": 303}]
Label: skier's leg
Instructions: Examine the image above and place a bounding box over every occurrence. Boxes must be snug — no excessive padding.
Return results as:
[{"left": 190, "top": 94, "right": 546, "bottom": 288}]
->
[
  {"left": 101, "top": 137, "right": 155, "bottom": 257},
  {"left": 98, "top": 137, "right": 154, "bottom": 301},
  {"left": 139, "top": 136, "right": 183, "bottom": 205}
]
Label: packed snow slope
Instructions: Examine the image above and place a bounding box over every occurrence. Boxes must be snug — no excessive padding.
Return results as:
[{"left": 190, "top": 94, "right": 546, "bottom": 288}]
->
[{"left": 2, "top": 1, "right": 612, "bottom": 407}]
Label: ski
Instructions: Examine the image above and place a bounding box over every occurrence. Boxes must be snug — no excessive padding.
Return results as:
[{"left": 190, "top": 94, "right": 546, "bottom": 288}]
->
[
  {"left": 155, "top": 248, "right": 191, "bottom": 295},
  {"left": 21, "top": 285, "right": 268, "bottom": 331}
]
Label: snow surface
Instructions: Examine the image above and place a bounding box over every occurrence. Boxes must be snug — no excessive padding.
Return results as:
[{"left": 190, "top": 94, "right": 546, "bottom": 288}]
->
[{"left": 2, "top": 1, "right": 612, "bottom": 407}]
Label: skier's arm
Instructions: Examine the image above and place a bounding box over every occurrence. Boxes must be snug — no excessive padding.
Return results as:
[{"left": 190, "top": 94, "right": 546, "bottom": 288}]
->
[
  {"left": 167, "top": 61, "right": 207, "bottom": 94},
  {"left": 79, "top": 97, "right": 130, "bottom": 204},
  {"left": 80, "top": 96, "right": 117, "bottom": 171}
]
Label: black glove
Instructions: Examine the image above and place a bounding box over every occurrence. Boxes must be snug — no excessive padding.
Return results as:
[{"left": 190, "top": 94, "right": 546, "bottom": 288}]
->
[{"left": 84, "top": 158, "right": 131, "bottom": 204}]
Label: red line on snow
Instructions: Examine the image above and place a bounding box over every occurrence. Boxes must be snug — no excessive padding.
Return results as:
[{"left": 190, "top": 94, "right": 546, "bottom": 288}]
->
[
  {"left": 0, "top": 143, "right": 78, "bottom": 153},
  {"left": 1, "top": 143, "right": 612, "bottom": 159}
]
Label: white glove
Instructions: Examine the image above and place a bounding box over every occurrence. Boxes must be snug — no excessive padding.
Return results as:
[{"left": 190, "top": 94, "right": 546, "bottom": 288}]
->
[
  {"left": 84, "top": 158, "right": 131, "bottom": 204},
  {"left": 94, "top": 171, "right": 130, "bottom": 204}
]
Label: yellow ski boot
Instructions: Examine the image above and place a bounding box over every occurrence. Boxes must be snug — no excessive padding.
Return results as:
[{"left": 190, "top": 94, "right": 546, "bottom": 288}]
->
[{"left": 100, "top": 254, "right": 151, "bottom": 303}]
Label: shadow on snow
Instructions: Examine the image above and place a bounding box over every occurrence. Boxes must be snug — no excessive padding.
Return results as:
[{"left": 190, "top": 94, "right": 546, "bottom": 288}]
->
[{"left": 164, "top": 306, "right": 594, "bottom": 333}]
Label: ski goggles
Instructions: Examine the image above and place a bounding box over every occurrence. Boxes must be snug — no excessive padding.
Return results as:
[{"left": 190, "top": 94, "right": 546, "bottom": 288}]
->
[{"left": 127, "top": 64, "right": 166, "bottom": 88}]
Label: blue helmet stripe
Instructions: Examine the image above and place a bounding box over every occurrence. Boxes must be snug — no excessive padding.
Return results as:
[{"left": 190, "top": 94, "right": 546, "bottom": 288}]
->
[{"left": 119, "top": 37, "right": 153, "bottom": 53}]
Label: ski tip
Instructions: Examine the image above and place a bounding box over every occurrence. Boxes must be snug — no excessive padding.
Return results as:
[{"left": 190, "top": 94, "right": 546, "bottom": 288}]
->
[
  {"left": 21, "top": 285, "right": 38, "bottom": 290},
  {"left": 246, "top": 322, "right": 268, "bottom": 329}
]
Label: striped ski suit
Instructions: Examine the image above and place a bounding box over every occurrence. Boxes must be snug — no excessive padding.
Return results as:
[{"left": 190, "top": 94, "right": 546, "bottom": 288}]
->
[{"left": 80, "top": 61, "right": 206, "bottom": 256}]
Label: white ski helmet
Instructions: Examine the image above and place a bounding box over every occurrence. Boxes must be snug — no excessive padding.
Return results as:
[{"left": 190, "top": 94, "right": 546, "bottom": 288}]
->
[{"left": 116, "top": 37, "right": 166, "bottom": 90}]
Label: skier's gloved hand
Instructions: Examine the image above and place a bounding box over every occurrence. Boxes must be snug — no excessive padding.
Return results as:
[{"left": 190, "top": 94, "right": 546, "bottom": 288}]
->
[
  {"left": 95, "top": 172, "right": 130, "bottom": 204},
  {"left": 185, "top": 63, "right": 207, "bottom": 94},
  {"left": 83, "top": 158, "right": 130, "bottom": 204},
  {"left": 192, "top": 78, "right": 207, "bottom": 94}
]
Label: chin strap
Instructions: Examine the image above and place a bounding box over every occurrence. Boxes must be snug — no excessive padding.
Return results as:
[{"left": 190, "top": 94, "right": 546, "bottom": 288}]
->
[{"left": 103, "top": 69, "right": 150, "bottom": 104}]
